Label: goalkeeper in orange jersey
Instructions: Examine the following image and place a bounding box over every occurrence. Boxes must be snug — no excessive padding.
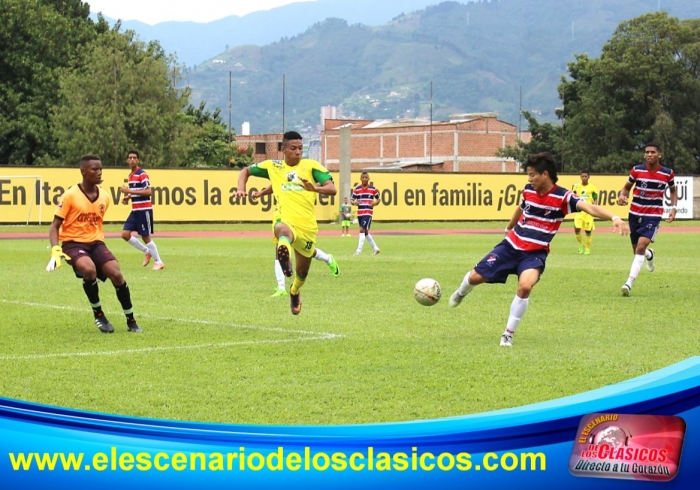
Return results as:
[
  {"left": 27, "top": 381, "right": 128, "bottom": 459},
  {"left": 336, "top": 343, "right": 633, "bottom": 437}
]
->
[{"left": 46, "top": 155, "right": 143, "bottom": 334}]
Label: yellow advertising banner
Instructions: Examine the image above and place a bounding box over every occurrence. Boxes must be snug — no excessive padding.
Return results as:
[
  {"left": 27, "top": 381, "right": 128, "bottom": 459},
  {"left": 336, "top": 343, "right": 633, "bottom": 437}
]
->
[{"left": 0, "top": 167, "right": 635, "bottom": 224}]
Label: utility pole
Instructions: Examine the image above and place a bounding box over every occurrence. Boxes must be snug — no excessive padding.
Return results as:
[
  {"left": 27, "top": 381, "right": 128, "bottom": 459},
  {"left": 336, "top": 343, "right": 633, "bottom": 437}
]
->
[
  {"left": 229, "top": 71, "right": 233, "bottom": 166},
  {"left": 430, "top": 81, "right": 433, "bottom": 165},
  {"left": 282, "top": 74, "right": 286, "bottom": 134}
]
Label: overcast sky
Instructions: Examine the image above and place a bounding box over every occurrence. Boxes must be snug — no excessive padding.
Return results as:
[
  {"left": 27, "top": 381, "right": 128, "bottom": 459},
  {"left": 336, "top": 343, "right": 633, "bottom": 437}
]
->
[{"left": 86, "top": 0, "right": 317, "bottom": 25}]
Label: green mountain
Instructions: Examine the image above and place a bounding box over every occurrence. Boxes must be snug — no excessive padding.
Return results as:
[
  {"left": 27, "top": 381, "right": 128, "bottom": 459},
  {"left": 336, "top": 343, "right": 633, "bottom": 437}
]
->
[{"left": 184, "top": 0, "right": 700, "bottom": 136}]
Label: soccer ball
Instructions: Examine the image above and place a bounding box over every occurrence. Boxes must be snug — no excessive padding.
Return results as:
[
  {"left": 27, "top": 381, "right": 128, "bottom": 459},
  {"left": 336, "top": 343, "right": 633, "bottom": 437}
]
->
[{"left": 414, "top": 278, "right": 441, "bottom": 306}]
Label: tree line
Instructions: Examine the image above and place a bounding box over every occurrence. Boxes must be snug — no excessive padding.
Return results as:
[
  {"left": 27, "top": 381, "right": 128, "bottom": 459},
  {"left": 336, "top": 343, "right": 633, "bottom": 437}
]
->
[
  {"left": 0, "top": 0, "right": 252, "bottom": 168},
  {"left": 501, "top": 12, "right": 700, "bottom": 175}
]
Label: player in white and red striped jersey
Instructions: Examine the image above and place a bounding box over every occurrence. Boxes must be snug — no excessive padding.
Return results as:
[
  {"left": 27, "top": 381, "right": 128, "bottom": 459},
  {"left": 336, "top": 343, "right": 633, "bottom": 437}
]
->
[
  {"left": 617, "top": 142, "right": 677, "bottom": 297},
  {"left": 351, "top": 172, "right": 381, "bottom": 255},
  {"left": 120, "top": 150, "right": 165, "bottom": 270},
  {"left": 448, "top": 152, "right": 629, "bottom": 347}
]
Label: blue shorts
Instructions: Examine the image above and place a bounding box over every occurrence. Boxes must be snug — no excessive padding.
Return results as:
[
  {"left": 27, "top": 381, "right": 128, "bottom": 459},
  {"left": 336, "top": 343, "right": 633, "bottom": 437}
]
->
[
  {"left": 628, "top": 214, "right": 660, "bottom": 245},
  {"left": 123, "top": 209, "right": 154, "bottom": 237},
  {"left": 358, "top": 215, "right": 373, "bottom": 231},
  {"left": 474, "top": 240, "right": 548, "bottom": 284}
]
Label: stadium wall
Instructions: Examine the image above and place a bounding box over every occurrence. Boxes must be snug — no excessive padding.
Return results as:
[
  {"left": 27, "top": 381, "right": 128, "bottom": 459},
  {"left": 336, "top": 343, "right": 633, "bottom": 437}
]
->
[{"left": 0, "top": 168, "right": 696, "bottom": 224}]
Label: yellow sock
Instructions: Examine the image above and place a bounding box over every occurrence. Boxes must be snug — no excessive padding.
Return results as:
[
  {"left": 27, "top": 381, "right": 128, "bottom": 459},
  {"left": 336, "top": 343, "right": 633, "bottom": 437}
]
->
[
  {"left": 290, "top": 276, "right": 306, "bottom": 295},
  {"left": 576, "top": 233, "right": 583, "bottom": 246},
  {"left": 586, "top": 236, "right": 593, "bottom": 249}
]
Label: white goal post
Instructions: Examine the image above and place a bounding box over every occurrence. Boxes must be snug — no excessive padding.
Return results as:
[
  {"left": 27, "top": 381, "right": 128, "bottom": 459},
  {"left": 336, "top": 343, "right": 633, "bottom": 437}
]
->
[{"left": 0, "top": 175, "right": 43, "bottom": 225}]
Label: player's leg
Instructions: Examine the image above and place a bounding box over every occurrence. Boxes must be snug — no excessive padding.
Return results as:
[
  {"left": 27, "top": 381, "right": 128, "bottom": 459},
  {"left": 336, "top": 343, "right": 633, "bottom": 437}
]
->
[
  {"left": 313, "top": 247, "right": 339, "bottom": 277},
  {"left": 355, "top": 216, "right": 369, "bottom": 254},
  {"left": 141, "top": 210, "right": 163, "bottom": 270},
  {"left": 290, "top": 251, "right": 312, "bottom": 315},
  {"left": 274, "top": 222, "right": 296, "bottom": 277},
  {"left": 98, "top": 247, "right": 142, "bottom": 333},
  {"left": 364, "top": 218, "right": 380, "bottom": 255},
  {"left": 122, "top": 212, "right": 149, "bottom": 255},
  {"left": 63, "top": 242, "right": 113, "bottom": 333},
  {"left": 448, "top": 269, "right": 485, "bottom": 307},
  {"left": 272, "top": 244, "right": 287, "bottom": 297},
  {"left": 500, "top": 268, "right": 540, "bottom": 347},
  {"left": 574, "top": 216, "right": 584, "bottom": 253},
  {"left": 449, "top": 241, "right": 515, "bottom": 307},
  {"left": 622, "top": 236, "right": 648, "bottom": 296},
  {"left": 622, "top": 221, "right": 657, "bottom": 295},
  {"left": 584, "top": 216, "right": 594, "bottom": 254}
]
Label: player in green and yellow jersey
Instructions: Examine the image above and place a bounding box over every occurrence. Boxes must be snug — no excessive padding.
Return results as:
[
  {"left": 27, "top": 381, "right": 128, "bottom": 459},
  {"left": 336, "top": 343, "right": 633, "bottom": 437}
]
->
[
  {"left": 236, "top": 131, "right": 337, "bottom": 314},
  {"left": 571, "top": 170, "right": 599, "bottom": 254}
]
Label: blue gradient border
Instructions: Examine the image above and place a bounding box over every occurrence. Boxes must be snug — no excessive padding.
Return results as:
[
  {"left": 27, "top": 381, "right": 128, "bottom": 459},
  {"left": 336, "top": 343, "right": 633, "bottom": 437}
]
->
[{"left": 2, "top": 357, "right": 700, "bottom": 488}]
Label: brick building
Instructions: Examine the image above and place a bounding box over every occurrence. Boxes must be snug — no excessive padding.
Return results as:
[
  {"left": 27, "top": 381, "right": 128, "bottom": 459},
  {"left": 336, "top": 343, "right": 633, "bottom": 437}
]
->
[
  {"left": 234, "top": 113, "right": 527, "bottom": 172},
  {"left": 234, "top": 133, "right": 283, "bottom": 164},
  {"left": 322, "top": 114, "right": 523, "bottom": 173}
]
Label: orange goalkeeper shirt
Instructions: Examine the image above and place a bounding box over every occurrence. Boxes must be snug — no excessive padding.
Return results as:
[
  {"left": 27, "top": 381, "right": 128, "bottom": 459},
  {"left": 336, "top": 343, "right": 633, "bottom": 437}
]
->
[{"left": 55, "top": 184, "right": 111, "bottom": 243}]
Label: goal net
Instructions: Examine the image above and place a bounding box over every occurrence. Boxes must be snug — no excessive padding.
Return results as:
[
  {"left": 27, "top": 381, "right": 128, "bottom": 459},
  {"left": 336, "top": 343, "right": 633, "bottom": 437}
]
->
[{"left": 0, "top": 175, "right": 43, "bottom": 225}]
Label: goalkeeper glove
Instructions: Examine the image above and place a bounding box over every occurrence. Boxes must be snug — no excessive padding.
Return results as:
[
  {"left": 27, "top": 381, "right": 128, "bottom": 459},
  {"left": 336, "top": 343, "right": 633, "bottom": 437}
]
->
[{"left": 46, "top": 245, "right": 70, "bottom": 272}]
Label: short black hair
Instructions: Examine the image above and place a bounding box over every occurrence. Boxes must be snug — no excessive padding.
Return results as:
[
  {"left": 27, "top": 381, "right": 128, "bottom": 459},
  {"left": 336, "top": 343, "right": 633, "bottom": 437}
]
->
[
  {"left": 581, "top": 170, "right": 590, "bottom": 176},
  {"left": 127, "top": 150, "right": 140, "bottom": 159},
  {"left": 80, "top": 154, "right": 101, "bottom": 167},
  {"left": 282, "top": 131, "right": 303, "bottom": 145},
  {"left": 525, "top": 152, "right": 558, "bottom": 183},
  {"left": 645, "top": 142, "right": 662, "bottom": 152}
]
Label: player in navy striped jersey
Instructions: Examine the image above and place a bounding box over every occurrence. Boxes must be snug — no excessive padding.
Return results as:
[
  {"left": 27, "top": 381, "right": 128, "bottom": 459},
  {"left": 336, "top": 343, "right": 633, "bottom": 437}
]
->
[
  {"left": 120, "top": 150, "right": 165, "bottom": 270},
  {"left": 351, "top": 172, "right": 381, "bottom": 255},
  {"left": 449, "top": 152, "right": 629, "bottom": 347},
  {"left": 617, "top": 143, "right": 677, "bottom": 297}
]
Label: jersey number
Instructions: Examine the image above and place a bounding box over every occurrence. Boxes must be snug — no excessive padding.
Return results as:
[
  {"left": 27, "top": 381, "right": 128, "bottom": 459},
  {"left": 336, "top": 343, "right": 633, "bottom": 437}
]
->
[{"left": 304, "top": 241, "right": 313, "bottom": 251}]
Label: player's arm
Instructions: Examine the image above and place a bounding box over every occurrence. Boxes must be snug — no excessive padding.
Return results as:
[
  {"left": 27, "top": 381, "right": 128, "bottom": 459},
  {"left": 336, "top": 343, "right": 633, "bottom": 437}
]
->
[
  {"left": 577, "top": 201, "right": 629, "bottom": 235},
  {"left": 234, "top": 164, "right": 269, "bottom": 198},
  {"left": 121, "top": 187, "right": 152, "bottom": 197},
  {"left": 250, "top": 185, "right": 273, "bottom": 199},
  {"left": 46, "top": 216, "right": 70, "bottom": 271},
  {"left": 371, "top": 192, "right": 380, "bottom": 208},
  {"left": 616, "top": 181, "right": 633, "bottom": 205},
  {"left": 301, "top": 175, "right": 336, "bottom": 196},
  {"left": 504, "top": 207, "right": 523, "bottom": 233},
  {"left": 666, "top": 184, "right": 678, "bottom": 223}
]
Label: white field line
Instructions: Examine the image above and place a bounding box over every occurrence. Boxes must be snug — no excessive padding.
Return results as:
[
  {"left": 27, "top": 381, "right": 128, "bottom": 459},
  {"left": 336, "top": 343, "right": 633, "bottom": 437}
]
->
[{"left": 0, "top": 299, "right": 343, "bottom": 361}]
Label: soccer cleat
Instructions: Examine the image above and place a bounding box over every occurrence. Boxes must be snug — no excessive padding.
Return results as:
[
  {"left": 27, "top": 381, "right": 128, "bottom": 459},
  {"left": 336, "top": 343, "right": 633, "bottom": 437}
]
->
[
  {"left": 290, "top": 291, "right": 302, "bottom": 315},
  {"left": 577, "top": 246, "right": 584, "bottom": 254},
  {"left": 646, "top": 248, "right": 655, "bottom": 272},
  {"left": 270, "top": 287, "right": 287, "bottom": 297},
  {"left": 621, "top": 284, "right": 631, "bottom": 297},
  {"left": 327, "top": 254, "right": 340, "bottom": 277},
  {"left": 277, "top": 243, "right": 293, "bottom": 277},
  {"left": 448, "top": 290, "right": 465, "bottom": 308},
  {"left": 353, "top": 250, "right": 361, "bottom": 256},
  {"left": 127, "top": 319, "right": 143, "bottom": 333},
  {"left": 584, "top": 249, "right": 591, "bottom": 255},
  {"left": 500, "top": 334, "right": 513, "bottom": 347},
  {"left": 142, "top": 252, "right": 152, "bottom": 267},
  {"left": 94, "top": 312, "right": 114, "bottom": 333},
  {"left": 152, "top": 262, "right": 165, "bottom": 271},
  {"left": 373, "top": 248, "right": 381, "bottom": 256}
]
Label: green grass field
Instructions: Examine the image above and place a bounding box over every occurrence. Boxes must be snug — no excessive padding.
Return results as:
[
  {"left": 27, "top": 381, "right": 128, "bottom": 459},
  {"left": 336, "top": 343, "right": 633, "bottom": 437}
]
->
[{"left": 0, "top": 222, "right": 698, "bottom": 426}]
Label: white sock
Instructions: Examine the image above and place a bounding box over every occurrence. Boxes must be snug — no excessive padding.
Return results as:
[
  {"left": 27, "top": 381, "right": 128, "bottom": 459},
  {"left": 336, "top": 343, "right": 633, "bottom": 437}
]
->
[
  {"left": 504, "top": 295, "right": 529, "bottom": 335},
  {"left": 127, "top": 236, "right": 148, "bottom": 253},
  {"left": 366, "top": 234, "right": 378, "bottom": 250},
  {"left": 626, "top": 254, "right": 645, "bottom": 286},
  {"left": 146, "top": 241, "right": 162, "bottom": 263},
  {"left": 356, "top": 234, "right": 366, "bottom": 252},
  {"left": 313, "top": 248, "right": 330, "bottom": 263},
  {"left": 274, "top": 260, "right": 285, "bottom": 288},
  {"left": 645, "top": 249, "right": 654, "bottom": 260},
  {"left": 457, "top": 271, "right": 476, "bottom": 297}
]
